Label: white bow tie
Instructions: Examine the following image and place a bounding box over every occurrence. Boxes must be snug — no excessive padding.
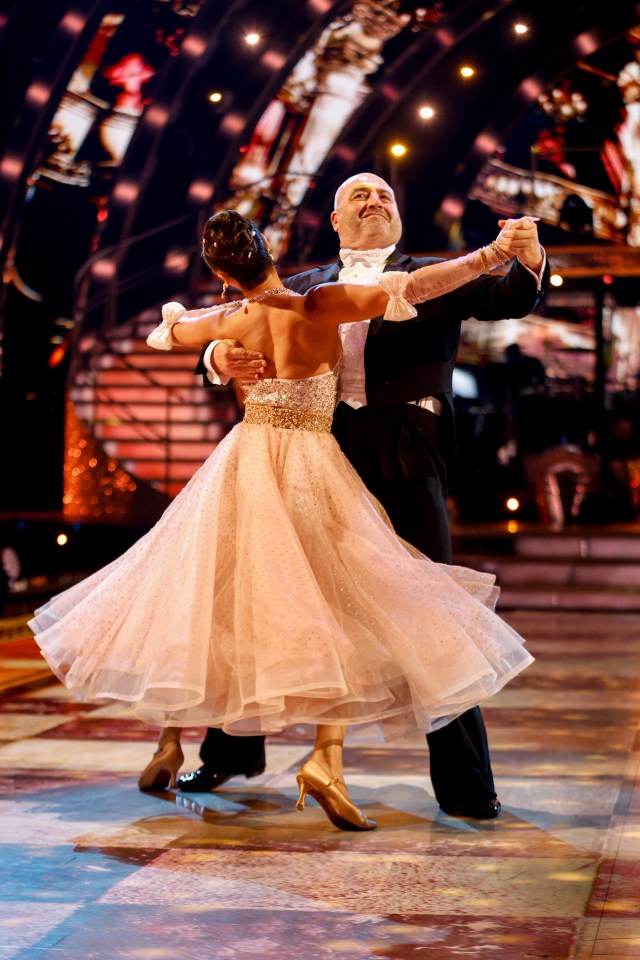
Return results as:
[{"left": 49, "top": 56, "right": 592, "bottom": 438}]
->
[{"left": 339, "top": 244, "right": 396, "bottom": 273}]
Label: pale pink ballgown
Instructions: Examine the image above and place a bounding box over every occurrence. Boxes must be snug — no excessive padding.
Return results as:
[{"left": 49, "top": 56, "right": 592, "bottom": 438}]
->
[{"left": 30, "top": 367, "right": 532, "bottom": 738}]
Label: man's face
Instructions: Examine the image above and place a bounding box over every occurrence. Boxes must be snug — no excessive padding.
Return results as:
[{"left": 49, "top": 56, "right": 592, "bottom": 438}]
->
[{"left": 330, "top": 174, "right": 402, "bottom": 250}]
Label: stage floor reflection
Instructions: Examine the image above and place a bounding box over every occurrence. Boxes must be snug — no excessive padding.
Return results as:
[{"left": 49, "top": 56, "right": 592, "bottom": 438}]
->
[{"left": 0, "top": 610, "right": 639, "bottom": 959}]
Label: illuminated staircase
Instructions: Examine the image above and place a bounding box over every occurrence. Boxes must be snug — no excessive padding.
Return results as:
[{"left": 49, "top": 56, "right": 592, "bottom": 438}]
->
[
  {"left": 70, "top": 308, "right": 238, "bottom": 499},
  {"left": 452, "top": 524, "right": 640, "bottom": 611}
]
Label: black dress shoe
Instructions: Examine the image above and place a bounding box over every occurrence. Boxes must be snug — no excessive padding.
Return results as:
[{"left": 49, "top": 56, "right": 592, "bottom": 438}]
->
[
  {"left": 439, "top": 798, "right": 501, "bottom": 820},
  {"left": 178, "top": 756, "right": 266, "bottom": 793}
]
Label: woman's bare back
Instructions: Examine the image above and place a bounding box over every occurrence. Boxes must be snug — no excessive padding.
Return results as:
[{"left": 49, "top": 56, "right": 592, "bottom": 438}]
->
[{"left": 215, "top": 295, "right": 342, "bottom": 380}]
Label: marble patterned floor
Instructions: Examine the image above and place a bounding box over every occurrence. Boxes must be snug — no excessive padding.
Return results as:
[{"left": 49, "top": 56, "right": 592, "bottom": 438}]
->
[{"left": 1, "top": 610, "right": 639, "bottom": 959}]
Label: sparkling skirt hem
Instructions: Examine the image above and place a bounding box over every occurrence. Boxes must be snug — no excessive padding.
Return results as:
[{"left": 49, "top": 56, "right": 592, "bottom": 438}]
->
[{"left": 31, "top": 421, "right": 533, "bottom": 739}]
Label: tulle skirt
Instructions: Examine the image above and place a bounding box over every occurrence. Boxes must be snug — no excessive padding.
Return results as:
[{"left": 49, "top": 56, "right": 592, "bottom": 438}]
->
[{"left": 30, "top": 422, "right": 532, "bottom": 739}]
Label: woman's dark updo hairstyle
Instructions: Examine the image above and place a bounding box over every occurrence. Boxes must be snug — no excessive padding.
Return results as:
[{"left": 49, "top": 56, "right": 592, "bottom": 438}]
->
[{"left": 202, "top": 210, "right": 271, "bottom": 288}]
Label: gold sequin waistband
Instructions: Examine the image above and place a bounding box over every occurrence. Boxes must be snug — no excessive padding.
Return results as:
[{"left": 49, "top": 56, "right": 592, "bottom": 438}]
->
[{"left": 244, "top": 403, "right": 333, "bottom": 433}]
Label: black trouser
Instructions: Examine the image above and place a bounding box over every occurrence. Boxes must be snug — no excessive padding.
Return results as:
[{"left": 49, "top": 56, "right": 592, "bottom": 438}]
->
[
  {"left": 200, "top": 727, "right": 264, "bottom": 769},
  {"left": 330, "top": 403, "right": 496, "bottom": 808}
]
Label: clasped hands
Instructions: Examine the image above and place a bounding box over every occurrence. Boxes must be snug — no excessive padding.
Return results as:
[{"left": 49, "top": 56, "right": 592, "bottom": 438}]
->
[{"left": 495, "top": 216, "right": 544, "bottom": 274}]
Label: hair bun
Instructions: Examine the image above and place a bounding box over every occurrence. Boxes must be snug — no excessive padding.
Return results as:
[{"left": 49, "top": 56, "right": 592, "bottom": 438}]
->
[
  {"left": 203, "top": 210, "right": 260, "bottom": 266},
  {"left": 202, "top": 209, "right": 272, "bottom": 287}
]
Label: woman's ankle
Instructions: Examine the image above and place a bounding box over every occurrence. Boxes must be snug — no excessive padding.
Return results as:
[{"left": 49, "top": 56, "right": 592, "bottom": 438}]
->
[{"left": 158, "top": 727, "right": 181, "bottom": 750}]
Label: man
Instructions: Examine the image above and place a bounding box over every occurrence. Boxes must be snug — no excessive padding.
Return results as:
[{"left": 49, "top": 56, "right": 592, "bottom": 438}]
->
[{"left": 180, "top": 173, "right": 549, "bottom": 818}]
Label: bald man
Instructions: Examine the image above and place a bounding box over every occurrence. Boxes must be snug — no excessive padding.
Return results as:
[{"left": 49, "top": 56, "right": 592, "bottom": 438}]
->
[{"left": 182, "top": 173, "right": 549, "bottom": 819}]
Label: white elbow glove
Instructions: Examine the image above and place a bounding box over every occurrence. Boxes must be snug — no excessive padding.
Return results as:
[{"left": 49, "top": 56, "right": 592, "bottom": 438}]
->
[
  {"left": 378, "top": 240, "right": 511, "bottom": 321},
  {"left": 146, "top": 301, "right": 186, "bottom": 350}
]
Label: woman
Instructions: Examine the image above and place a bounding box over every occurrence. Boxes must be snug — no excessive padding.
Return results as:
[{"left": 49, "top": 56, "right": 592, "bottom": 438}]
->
[{"left": 30, "top": 211, "right": 533, "bottom": 832}]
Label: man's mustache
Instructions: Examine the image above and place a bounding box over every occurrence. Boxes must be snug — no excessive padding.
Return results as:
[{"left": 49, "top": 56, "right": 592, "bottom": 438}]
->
[{"left": 360, "top": 209, "right": 389, "bottom": 220}]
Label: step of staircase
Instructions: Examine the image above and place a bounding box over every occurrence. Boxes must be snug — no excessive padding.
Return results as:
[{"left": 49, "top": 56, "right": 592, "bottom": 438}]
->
[
  {"left": 452, "top": 523, "right": 640, "bottom": 611},
  {"left": 97, "top": 422, "right": 224, "bottom": 441},
  {"left": 69, "top": 307, "right": 238, "bottom": 499},
  {"left": 97, "top": 369, "right": 196, "bottom": 387}
]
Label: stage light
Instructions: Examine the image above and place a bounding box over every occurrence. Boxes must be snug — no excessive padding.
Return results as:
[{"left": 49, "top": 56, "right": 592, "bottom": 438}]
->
[
  {"left": 550, "top": 273, "right": 564, "bottom": 287},
  {"left": 380, "top": 83, "right": 401, "bottom": 103},
  {"left": 245, "top": 33, "right": 260, "bottom": 46},
  {"left": 49, "top": 345, "right": 67, "bottom": 368},
  {"left": 189, "top": 179, "right": 214, "bottom": 202},
  {"left": 182, "top": 35, "right": 207, "bottom": 58},
  {"left": 26, "top": 83, "right": 50, "bottom": 106},
  {"left": 441, "top": 195, "right": 465, "bottom": 219},
  {"left": 602, "top": 274, "right": 614, "bottom": 285},
  {"left": 0, "top": 155, "right": 22, "bottom": 179},
  {"left": 418, "top": 105, "right": 435, "bottom": 120},
  {"left": 209, "top": 91, "right": 222, "bottom": 103},
  {"left": 61, "top": 12, "right": 85, "bottom": 34},
  {"left": 91, "top": 259, "right": 116, "bottom": 279},
  {"left": 97, "top": 209, "right": 108, "bottom": 222},
  {"left": 164, "top": 250, "right": 189, "bottom": 272},
  {"left": 146, "top": 106, "right": 169, "bottom": 128},
  {"left": 56, "top": 533, "right": 68, "bottom": 546},
  {"left": 262, "top": 50, "right": 286, "bottom": 70},
  {"left": 506, "top": 497, "right": 520, "bottom": 512},
  {"left": 390, "top": 143, "right": 407, "bottom": 157},
  {"left": 113, "top": 181, "right": 139, "bottom": 203},
  {"left": 514, "top": 23, "right": 528, "bottom": 35},
  {"left": 507, "top": 519, "right": 519, "bottom": 534},
  {"left": 474, "top": 133, "right": 499, "bottom": 155},
  {"left": 460, "top": 66, "right": 475, "bottom": 78},
  {"left": 221, "top": 112, "right": 245, "bottom": 135}
]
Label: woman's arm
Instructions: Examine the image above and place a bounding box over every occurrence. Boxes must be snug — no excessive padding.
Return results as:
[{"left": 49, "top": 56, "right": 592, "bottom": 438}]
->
[
  {"left": 147, "top": 301, "right": 240, "bottom": 350},
  {"left": 304, "top": 243, "right": 508, "bottom": 326},
  {"left": 171, "top": 304, "right": 233, "bottom": 347},
  {"left": 303, "top": 219, "right": 539, "bottom": 326}
]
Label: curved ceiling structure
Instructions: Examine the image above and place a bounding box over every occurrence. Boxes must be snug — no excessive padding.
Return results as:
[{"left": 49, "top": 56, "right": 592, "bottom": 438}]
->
[
  {"left": 291, "top": 0, "right": 640, "bottom": 256},
  {"left": 2, "top": 0, "right": 640, "bottom": 281}
]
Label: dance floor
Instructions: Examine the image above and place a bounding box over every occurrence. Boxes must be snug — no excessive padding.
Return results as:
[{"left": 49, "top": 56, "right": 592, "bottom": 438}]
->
[{"left": 0, "top": 609, "right": 639, "bottom": 959}]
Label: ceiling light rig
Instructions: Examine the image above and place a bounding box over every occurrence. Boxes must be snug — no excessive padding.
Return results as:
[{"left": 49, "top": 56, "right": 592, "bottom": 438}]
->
[
  {"left": 390, "top": 143, "right": 407, "bottom": 157},
  {"left": 245, "top": 32, "right": 260, "bottom": 46},
  {"left": 460, "top": 65, "right": 475, "bottom": 78},
  {"left": 539, "top": 84, "right": 588, "bottom": 122},
  {"left": 514, "top": 23, "right": 528, "bottom": 36},
  {"left": 419, "top": 105, "right": 435, "bottom": 120}
]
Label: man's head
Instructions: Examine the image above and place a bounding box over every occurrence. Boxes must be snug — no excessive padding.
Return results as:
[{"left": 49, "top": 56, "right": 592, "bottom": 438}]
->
[{"left": 331, "top": 172, "right": 402, "bottom": 250}]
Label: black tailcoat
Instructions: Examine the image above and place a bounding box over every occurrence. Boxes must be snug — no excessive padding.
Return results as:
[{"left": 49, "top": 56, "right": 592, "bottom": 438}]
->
[{"left": 285, "top": 249, "right": 550, "bottom": 561}]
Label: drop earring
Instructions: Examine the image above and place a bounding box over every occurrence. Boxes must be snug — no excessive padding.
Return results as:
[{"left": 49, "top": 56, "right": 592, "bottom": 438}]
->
[{"left": 221, "top": 280, "right": 228, "bottom": 300}]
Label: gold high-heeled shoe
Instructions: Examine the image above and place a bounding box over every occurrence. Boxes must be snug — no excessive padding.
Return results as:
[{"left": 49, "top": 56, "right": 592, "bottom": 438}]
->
[
  {"left": 137, "top": 730, "right": 184, "bottom": 792},
  {"left": 295, "top": 758, "right": 376, "bottom": 831}
]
